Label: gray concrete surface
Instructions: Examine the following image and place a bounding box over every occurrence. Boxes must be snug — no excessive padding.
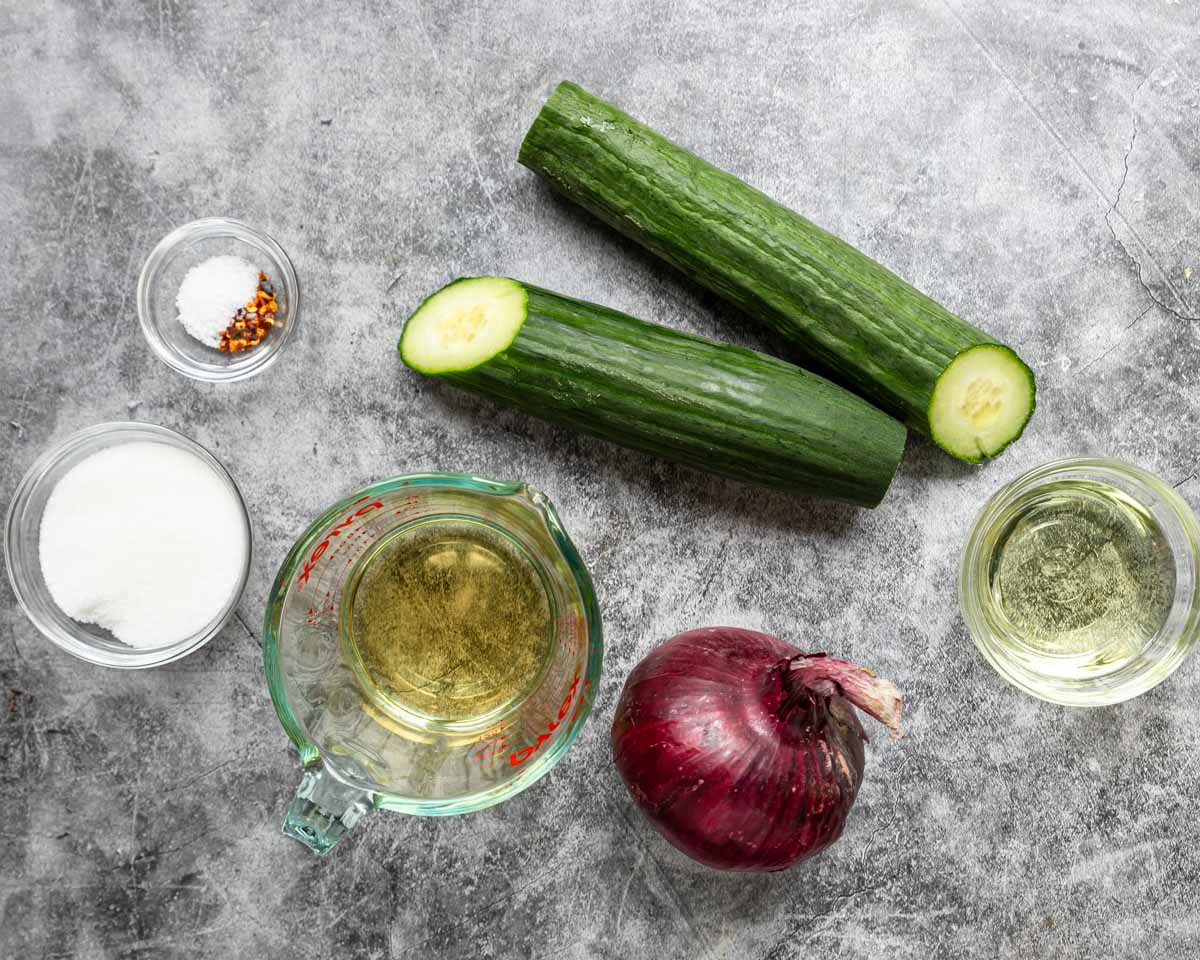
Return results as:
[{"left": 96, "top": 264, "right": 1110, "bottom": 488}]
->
[{"left": 3, "top": 1, "right": 1199, "bottom": 957}]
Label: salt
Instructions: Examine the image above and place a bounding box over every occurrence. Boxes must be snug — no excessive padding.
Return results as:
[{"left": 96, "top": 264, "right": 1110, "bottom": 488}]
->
[
  {"left": 39, "top": 442, "right": 249, "bottom": 649},
  {"left": 175, "top": 254, "right": 260, "bottom": 347}
]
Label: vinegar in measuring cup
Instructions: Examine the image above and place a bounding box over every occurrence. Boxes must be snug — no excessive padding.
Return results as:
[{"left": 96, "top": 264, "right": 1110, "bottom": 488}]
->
[
  {"left": 267, "top": 474, "right": 602, "bottom": 853},
  {"left": 345, "top": 517, "right": 553, "bottom": 724}
]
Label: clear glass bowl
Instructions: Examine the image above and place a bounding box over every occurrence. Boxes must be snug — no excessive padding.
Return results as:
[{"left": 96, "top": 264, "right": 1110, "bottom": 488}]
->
[
  {"left": 4, "top": 422, "right": 253, "bottom": 668},
  {"left": 960, "top": 458, "right": 1200, "bottom": 706},
  {"left": 263, "top": 473, "right": 603, "bottom": 853},
  {"left": 137, "top": 217, "right": 300, "bottom": 382}
]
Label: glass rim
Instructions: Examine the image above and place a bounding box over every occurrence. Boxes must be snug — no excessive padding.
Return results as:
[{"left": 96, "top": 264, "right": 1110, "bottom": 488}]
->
[
  {"left": 136, "top": 217, "right": 301, "bottom": 383},
  {"left": 261, "top": 471, "right": 603, "bottom": 815},
  {"left": 960, "top": 456, "right": 1200, "bottom": 706},
  {"left": 4, "top": 421, "right": 254, "bottom": 668}
]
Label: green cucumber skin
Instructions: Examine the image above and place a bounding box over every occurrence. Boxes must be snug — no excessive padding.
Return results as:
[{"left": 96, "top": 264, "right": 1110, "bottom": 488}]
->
[
  {"left": 413, "top": 282, "right": 906, "bottom": 508},
  {"left": 518, "top": 81, "right": 1033, "bottom": 446}
]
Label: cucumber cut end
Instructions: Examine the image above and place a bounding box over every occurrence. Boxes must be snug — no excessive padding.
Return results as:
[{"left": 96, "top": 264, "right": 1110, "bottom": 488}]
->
[
  {"left": 928, "top": 344, "right": 1035, "bottom": 463},
  {"left": 400, "top": 277, "right": 528, "bottom": 374}
]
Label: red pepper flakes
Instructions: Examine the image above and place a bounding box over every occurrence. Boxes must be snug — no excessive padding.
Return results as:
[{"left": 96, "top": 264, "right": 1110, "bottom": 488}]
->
[{"left": 219, "top": 272, "right": 278, "bottom": 353}]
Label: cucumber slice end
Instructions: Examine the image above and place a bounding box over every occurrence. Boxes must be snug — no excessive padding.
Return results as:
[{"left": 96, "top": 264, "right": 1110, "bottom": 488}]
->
[
  {"left": 928, "top": 344, "right": 1035, "bottom": 463},
  {"left": 400, "top": 277, "right": 528, "bottom": 374}
]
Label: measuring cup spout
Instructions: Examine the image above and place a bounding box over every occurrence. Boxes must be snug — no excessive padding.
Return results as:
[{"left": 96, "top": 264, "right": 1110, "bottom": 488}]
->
[{"left": 282, "top": 765, "right": 374, "bottom": 855}]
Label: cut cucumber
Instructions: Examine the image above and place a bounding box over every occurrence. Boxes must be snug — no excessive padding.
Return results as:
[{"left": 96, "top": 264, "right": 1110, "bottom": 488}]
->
[
  {"left": 928, "top": 344, "right": 1036, "bottom": 463},
  {"left": 401, "top": 277, "right": 528, "bottom": 374},
  {"left": 399, "top": 277, "right": 907, "bottom": 508},
  {"left": 518, "top": 81, "right": 1036, "bottom": 463}
]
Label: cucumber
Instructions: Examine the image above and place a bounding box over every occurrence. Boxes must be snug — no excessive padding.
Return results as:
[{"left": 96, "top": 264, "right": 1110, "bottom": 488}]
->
[
  {"left": 400, "top": 277, "right": 906, "bottom": 508},
  {"left": 518, "top": 81, "right": 1036, "bottom": 463},
  {"left": 928, "top": 345, "right": 1035, "bottom": 463}
]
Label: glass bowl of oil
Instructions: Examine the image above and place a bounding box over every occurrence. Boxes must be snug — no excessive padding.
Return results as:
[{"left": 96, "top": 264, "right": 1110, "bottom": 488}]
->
[{"left": 961, "top": 458, "right": 1200, "bottom": 706}]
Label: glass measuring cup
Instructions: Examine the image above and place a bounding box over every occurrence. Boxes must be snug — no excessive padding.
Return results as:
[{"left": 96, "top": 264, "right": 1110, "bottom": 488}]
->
[{"left": 263, "top": 473, "right": 602, "bottom": 854}]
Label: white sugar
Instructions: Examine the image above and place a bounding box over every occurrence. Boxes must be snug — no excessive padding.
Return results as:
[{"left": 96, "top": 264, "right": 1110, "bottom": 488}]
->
[
  {"left": 39, "top": 442, "right": 249, "bottom": 649},
  {"left": 175, "top": 254, "right": 260, "bottom": 347}
]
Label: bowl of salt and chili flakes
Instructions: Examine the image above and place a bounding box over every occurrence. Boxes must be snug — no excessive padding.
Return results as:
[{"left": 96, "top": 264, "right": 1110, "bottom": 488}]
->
[{"left": 137, "top": 217, "right": 301, "bottom": 383}]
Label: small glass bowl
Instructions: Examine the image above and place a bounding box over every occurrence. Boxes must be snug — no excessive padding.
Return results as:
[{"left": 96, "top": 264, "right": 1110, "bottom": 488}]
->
[
  {"left": 4, "top": 422, "right": 253, "bottom": 668},
  {"left": 960, "top": 458, "right": 1200, "bottom": 706},
  {"left": 137, "top": 218, "right": 300, "bottom": 382}
]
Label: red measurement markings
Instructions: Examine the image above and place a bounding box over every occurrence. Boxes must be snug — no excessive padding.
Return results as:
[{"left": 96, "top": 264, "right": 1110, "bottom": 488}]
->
[
  {"left": 344, "top": 523, "right": 368, "bottom": 565},
  {"left": 304, "top": 590, "right": 336, "bottom": 629},
  {"left": 472, "top": 719, "right": 515, "bottom": 765},
  {"left": 296, "top": 498, "right": 384, "bottom": 586},
  {"left": 556, "top": 616, "right": 585, "bottom": 655},
  {"left": 393, "top": 494, "right": 421, "bottom": 517},
  {"left": 307, "top": 556, "right": 336, "bottom": 624},
  {"left": 508, "top": 672, "right": 588, "bottom": 768},
  {"left": 304, "top": 531, "right": 373, "bottom": 628}
]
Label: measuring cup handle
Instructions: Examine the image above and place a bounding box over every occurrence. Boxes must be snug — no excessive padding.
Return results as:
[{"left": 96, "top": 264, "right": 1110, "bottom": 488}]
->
[{"left": 282, "top": 765, "right": 374, "bottom": 855}]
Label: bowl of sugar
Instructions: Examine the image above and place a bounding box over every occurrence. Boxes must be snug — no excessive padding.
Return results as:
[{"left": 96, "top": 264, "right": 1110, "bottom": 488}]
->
[
  {"left": 137, "top": 217, "right": 301, "bottom": 382},
  {"left": 4, "top": 422, "right": 252, "bottom": 668}
]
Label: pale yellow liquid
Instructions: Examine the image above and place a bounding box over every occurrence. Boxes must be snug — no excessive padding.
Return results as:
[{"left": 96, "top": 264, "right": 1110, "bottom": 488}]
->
[
  {"left": 989, "top": 479, "right": 1174, "bottom": 673},
  {"left": 349, "top": 518, "right": 552, "bottom": 723}
]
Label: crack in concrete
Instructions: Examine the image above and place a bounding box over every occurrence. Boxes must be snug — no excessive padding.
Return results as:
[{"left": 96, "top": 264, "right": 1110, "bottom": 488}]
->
[
  {"left": 233, "top": 611, "right": 258, "bottom": 645},
  {"left": 941, "top": 3, "right": 1196, "bottom": 323},
  {"left": 1077, "top": 304, "right": 1155, "bottom": 373},
  {"left": 1102, "top": 75, "right": 1198, "bottom": 323}
]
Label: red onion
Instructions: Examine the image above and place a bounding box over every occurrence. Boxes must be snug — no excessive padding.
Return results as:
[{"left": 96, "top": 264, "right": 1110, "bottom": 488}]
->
[{"left": 611, "top": 627, "right": 902, "bottom": 872}]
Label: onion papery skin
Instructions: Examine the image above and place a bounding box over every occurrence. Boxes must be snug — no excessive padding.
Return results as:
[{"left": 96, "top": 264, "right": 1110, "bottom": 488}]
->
[{"left": 611, "top": 627, "right": 899, "bottom": 872}]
